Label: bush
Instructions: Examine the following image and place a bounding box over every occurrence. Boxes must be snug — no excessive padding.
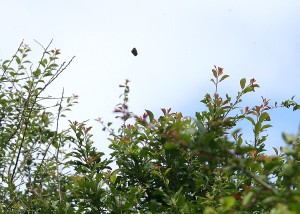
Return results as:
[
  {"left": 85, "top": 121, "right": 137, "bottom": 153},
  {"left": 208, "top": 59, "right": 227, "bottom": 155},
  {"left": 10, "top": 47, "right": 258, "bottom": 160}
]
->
[{"left": 1, "top": 43, "right": 299, "bottom": 213}]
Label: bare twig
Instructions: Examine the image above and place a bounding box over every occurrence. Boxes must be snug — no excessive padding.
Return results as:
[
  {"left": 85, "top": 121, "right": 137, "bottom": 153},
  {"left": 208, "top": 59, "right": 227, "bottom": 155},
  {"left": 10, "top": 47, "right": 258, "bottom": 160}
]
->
[
  {"left": 0, "top": 40, "right": 24, "bottom": 79},
  {"left": 9, "top": 41, "right": 75, "bottom": 184},
  {"left": 55, "top": 88, "right": 65, "bottom": 202}
]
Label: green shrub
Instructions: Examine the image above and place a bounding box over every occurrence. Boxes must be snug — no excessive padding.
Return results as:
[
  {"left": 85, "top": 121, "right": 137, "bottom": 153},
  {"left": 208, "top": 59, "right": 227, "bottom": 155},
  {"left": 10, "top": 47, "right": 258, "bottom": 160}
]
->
[{"left": 1, "top": 43, "right": 299, "bottom": 213}]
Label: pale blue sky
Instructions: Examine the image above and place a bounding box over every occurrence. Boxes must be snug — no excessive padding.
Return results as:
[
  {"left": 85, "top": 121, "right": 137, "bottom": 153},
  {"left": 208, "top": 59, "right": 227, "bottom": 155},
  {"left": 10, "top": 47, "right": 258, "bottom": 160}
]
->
[{"left": 1, "top": 1, "right": 299, "bottom": 154}]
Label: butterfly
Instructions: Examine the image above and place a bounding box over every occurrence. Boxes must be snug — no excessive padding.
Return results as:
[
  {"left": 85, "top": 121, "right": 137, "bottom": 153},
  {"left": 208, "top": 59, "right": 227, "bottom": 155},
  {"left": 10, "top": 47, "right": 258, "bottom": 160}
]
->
[{"left": 131, "top": 47, "right": 138, "bottom": 56}]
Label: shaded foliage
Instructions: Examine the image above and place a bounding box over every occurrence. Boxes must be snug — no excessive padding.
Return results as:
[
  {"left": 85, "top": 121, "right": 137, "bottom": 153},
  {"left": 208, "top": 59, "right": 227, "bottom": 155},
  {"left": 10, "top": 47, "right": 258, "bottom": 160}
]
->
[{"left": 0, "top": 43, "right": 300, "bottom": 213}]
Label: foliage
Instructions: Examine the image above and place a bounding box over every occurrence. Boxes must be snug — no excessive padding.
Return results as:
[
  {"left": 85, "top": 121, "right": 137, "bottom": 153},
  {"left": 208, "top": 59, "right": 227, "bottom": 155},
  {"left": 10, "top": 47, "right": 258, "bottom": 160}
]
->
[
  {"left": 1, "top": 43, "right": 300, "bottom": 213},
  {"left": 0, "top": 41, "right": 78, "bottom": 213}
]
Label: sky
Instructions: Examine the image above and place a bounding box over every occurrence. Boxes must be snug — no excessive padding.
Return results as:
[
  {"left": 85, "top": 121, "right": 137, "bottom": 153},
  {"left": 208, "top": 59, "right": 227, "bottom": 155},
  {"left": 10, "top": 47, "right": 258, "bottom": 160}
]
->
[{"left": 0, "top": 1, "right": 299, "bottom": 156}]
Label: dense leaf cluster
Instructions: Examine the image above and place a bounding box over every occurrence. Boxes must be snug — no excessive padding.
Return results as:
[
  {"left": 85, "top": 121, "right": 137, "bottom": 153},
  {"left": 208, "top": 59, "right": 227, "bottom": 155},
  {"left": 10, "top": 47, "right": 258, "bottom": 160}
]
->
[{"left": 0, "top": 43, "right": 299, "bottom": 213}]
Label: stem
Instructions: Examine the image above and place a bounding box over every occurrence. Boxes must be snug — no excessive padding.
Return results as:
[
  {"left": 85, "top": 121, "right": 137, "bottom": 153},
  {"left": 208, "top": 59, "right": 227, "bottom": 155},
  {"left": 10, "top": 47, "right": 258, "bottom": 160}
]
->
[{"left": 55, "top": 88, "right": 64, "bottom": 203}]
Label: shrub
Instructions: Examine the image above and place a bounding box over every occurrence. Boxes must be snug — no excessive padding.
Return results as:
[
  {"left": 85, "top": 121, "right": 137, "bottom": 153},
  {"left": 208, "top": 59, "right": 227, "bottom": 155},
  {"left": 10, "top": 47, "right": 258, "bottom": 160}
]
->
[{"left": 1, "top": 43, "right": 299, "bottom": 213}]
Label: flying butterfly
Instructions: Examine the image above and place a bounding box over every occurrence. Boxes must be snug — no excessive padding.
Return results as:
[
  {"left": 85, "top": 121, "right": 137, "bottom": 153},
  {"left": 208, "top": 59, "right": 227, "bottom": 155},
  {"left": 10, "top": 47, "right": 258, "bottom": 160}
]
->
[{"left": 131, "top": 47, "right": 138, "bottom": 56}]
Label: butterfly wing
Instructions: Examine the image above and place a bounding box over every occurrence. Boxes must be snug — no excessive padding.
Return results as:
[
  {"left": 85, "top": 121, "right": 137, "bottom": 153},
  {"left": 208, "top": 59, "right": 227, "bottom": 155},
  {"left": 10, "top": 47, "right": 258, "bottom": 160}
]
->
[{"left": 131, "top": 48, "right": 138, "bottom": 56}]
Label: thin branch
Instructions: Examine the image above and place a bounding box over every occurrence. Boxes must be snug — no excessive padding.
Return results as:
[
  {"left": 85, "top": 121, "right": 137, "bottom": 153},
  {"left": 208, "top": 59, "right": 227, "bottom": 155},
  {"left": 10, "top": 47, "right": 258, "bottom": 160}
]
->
[
  {"left": 34, "top": 39, "right": 53, "bottom": 51},
  {"left": 244, "top": 170, "right": 278, "bottom": 195},
  {"left": 55, "top": 88, "right": 64, "bottom": 203},
  {"left": 10, "top": 41, "right": 75, "bottom": 184},
  {"left": 0, "top": 40, "right": 24, "bottom": 79}
]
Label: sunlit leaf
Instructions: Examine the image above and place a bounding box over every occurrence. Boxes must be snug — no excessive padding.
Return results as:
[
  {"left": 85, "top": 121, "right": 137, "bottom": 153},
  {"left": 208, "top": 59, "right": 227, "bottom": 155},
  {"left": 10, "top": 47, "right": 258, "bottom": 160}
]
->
[
  {"left": 240, "top": 78, "right": 246, "bottom": 89},
  {"left": 219, "top": 74, "right": 229, "bottom": 82},
  {"left": 212, "top": 69, "right": 217, "bottom": 78},
  {"left": 220, "top": 196, "right": 236, "bottom": 211},
  {"left": 145, "top": 109, "right": 154, "bottom": 122},
  {"left": 242, "top": 192, "right": 254, "bottom": 207}
]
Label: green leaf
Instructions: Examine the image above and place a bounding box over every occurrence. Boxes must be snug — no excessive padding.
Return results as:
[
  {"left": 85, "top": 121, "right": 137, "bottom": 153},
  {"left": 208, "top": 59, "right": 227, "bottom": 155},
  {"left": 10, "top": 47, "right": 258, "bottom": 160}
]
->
[
  {"left": 145, "top": 109, "right": 154, "bottom": 122},
  {"left": 43, "top": 58, "right": 48, "bottom": 65},
  {"left": 259, "top": 112, "right": 271, "bottom": 123},
  {"left": 244, "top": 86, "right": 254, "bottom": 93},
  {"left": 32, "top": 69, "right": 41, "bottom": 77},
  {"left": 262, "top": 196, "right": 284, "bottom": 204},
  {"left": 261, "top": 124, "right": 272, "bottom": 132},
  {"left": 44, "top": 71, "right": 53, "bottom": 77},
  {"left": 173, "top": 187, "right": 183, "bottom": 199},
  {"left": 51, "top": 200, "right": 59, "bottom": 208},
  {"left": 272, "top": 147, "right": 279, "bottom": 155},
  {"left": 254, "top": 122, "right": 261, "bottom": 136},
  {"left": 151, "top": 170, "right": 163, "bottom": 180},
  {"left": 212, "top": 69, "right": 217, "bottom": 78},
  {"left": 2, "top": 59, "right": 10, "bottom": 65},
  {"left": 245, "top": 116, "right": 255, "bottom": 126},
  {"left": 52, "top": 140, "right": 59, "bottom": 149},
  {"left": 110, "top": 169, "right": 120, "bottom": 184},
  {"left": 240, "top": 78, "right": 246, "bottom": 89},
  {"left": 204, "top": 207, "right": 217, "bottom": 214},
  {"left": 219, "top": 74, "right": 229, "bottom": 82},
  {"left": 242, "top": 192, "right": 254, "bottom": 207},
  {"left": 164, "top": 142, "right": 178, "bottom": 150},
  {"left": 15, "top": 56, "right": 21, "bottom": 64},
  {"left": 220, "top": 196, "right": 235, "bottom": 211},
  {"left": 293, "top": 104, "right": 300, "bottom": 111},
  {"left": 164, "top": 168, "right": 172, "bottom": 176}
]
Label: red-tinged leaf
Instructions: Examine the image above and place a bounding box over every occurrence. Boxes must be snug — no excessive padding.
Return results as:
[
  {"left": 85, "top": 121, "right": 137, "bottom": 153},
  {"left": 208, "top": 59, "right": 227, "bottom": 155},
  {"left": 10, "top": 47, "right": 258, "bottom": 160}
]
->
[
  {"left": 240, "top": 78, "right": 246, "bottom": 89},
  {"left": 245, "top": 106, "right": 249, "bottom": 113},
  {"left": 114, "top": 108, "right": 122, "bottom": 113},
  {"left": 212, "top": 69, "right": 217, "bottom": 78},
  {"left": 142, "top": 113, "right": 148, "bottom": 120},
  {"left": 250, "top": 78, "right": 256, "bottom": 84},
  {"left": 248, "top": 149, "right": 257, "bottom": 157},
  {"left": 86, "top": 126, "right": 92, "bottom": 132},
  {"left": 219, "top": 74, "right": 229, "bottom": 82},
  {"left": 232, "top": 192, "right": 241, "bottom": 200},
  {"left": 217, "top": 67, "right": 224, "bottom": 75},
  {"left": 161, "top": 108, "right": 166, "bottom": 116},
  {"left": 223, "top": 99, "right": 230, "bottom": 105},
  {"left": 255, "top": 105, "right": 261, "bottom": 114},
  {"left": 262, "top": 97, "right": 268, "bottom": 105}
]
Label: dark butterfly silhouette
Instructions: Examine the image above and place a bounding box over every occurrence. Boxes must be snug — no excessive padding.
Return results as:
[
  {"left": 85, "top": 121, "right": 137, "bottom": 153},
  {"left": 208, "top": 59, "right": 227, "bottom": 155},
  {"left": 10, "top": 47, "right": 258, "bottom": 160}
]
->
[{"left": 131, "top": 47, "right": 138, "bottom": 56}]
